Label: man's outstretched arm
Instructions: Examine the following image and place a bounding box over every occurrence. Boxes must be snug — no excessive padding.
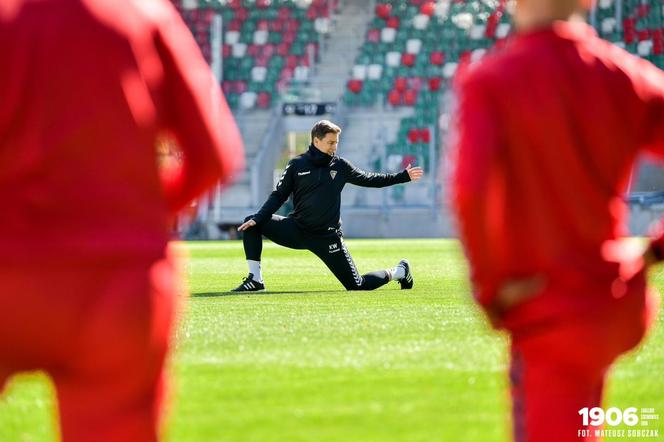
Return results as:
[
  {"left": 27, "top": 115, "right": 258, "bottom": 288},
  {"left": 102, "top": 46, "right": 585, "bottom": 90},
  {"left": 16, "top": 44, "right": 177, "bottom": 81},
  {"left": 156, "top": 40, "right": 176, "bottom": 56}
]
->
[
  {"left": 343, "top": 159, "right": 423, "bottom": 187},
  {"left": 239, "top": 160, "right": 295, "bottom": 231}
]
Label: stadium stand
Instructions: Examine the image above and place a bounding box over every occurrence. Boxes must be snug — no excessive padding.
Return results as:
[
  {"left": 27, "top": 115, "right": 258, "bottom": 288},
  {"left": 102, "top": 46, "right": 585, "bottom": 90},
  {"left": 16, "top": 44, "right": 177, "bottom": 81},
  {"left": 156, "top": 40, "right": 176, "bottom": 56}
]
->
[
  {"left": 171, "top": 0, "right": 664, "bottom": 237},
  {"left": 343, "top": 0, "right": 512, "bottom": 174},
  {"left": 177, "top": 0, "right": 335, "bottom": 110}
]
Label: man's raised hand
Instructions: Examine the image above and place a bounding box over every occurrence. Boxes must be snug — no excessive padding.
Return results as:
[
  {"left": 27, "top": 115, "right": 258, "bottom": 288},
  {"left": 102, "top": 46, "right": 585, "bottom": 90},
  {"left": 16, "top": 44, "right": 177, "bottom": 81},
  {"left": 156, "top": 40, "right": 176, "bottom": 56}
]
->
[
  {"left": 406, "top": 164, "right": 424, "bottom": 182},
  {"left": 238, "top": 218, "right": 257, "bottom": 231}
]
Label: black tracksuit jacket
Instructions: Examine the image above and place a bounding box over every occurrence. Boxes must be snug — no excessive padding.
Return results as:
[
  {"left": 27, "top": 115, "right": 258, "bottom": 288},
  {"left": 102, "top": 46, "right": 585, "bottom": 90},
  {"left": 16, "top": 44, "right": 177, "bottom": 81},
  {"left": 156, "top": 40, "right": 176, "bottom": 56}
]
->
[{"left": 251, "top": 145, "right": 411, "bottom": 233}]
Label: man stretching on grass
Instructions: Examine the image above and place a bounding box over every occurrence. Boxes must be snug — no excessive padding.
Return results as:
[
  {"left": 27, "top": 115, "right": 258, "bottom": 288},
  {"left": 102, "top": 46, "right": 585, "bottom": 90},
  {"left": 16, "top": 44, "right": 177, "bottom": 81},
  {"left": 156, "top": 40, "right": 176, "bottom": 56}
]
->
[{"left": 232, "top": 120, "right": 423, "bottom": 292}]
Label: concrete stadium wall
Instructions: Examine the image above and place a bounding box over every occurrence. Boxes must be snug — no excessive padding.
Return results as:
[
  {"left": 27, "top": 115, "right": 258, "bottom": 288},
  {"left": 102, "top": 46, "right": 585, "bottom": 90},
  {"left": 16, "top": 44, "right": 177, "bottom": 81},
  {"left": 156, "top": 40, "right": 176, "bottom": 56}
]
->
[{"left": 339, "top": 204, "right": 664, "bottom": 238}]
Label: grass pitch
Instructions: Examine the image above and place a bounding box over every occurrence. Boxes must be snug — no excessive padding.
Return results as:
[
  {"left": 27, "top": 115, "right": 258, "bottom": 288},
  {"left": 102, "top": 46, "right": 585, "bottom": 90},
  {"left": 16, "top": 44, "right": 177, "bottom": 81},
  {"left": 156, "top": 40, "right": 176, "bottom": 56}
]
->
[{"left": 0, "top": 239, "right": 662, "bottom": 441}]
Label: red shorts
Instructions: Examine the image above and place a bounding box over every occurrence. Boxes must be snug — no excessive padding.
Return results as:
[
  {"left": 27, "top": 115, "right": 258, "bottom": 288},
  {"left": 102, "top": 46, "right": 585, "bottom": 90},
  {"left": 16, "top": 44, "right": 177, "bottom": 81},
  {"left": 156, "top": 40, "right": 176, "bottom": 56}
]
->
[
  {"left": 0, "top": 252, "right": 181, "bottom": 442},
  {"left": 505, "top": 270, "right": 659, "bottom": 442}
]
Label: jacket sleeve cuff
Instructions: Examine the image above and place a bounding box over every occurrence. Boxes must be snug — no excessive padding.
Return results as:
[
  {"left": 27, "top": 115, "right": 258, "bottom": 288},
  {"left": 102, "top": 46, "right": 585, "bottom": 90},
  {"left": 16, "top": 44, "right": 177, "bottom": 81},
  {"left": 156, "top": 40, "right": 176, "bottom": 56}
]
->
[{"left": 251, "top": 213, "right": 265, "bottom": 226}]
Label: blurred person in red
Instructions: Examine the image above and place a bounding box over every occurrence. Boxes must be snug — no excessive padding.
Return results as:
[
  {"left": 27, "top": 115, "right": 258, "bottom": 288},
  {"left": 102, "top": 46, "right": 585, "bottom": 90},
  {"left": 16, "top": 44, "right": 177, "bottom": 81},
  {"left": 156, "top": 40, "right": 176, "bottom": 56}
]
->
[
  {"left": 0, "top": 0, "right": 243, "bottom": 440},
  {"left": 451, "top": 0, "right": 663, "bottom": 440}
]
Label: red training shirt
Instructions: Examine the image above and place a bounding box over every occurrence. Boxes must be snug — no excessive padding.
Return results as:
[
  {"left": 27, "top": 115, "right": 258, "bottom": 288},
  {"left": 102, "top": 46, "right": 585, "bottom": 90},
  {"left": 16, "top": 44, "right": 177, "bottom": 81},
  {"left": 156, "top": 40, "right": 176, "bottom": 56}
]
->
[
  {"left": 452, "top": 21, "right": 664, "bottom": 322},
  {"left": 0, "top": 0, "right": 244, "bottom": 264}
]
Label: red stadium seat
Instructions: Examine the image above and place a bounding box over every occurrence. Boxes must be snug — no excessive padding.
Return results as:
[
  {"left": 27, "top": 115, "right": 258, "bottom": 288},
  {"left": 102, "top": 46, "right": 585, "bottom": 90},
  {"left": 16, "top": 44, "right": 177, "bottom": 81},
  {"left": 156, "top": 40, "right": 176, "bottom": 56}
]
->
[
  {"left": 401, "top": 53, "right": 415, "bottom": 67},
  {"left": 403, "top": 89, "right": 417, "bottom": 106},
  {"left": 420, "top": 2, "right": 436, "bottom": 17},
  {"left": 254, "top": 55, "right": 270, "bottom": 67},
  {"left": 624, "top": 29, "right": 636, "bottom": 44},
  {"left": 420, "top": 128, "right": 431, "bottom": 143},
  {"left": 229, "top": 19, "right": 242, "bottom": 32},
  {"left": 257, "top": 92, "right": 271, "bottom": 109},
  {"left": 388, "top": 89, "right": 402, "bottom": 106},
  {"left": 257, "top": 20, "right": 269, "bottom": 31},
  {"left": 286, "top": 54, "right": 298, "bottom": 70},
  {"left": 347, "top": 79, "right": 363, "bottom": 94},
  {"left": 280, "top": 67, "right": 294, "bottom": 81},
  {"left": 285, "top": 19, "right": 299, "bottom": 32},
  {"left": 269, "top": 19, "right": 284, "bottom": 32},
  {"left": 283, "top": 30, "right": 297, "bottom": 43},
  {"left": 375, "top": 3, "right": 392, "bottom": 20},
  {"left": 248, "top": 44, "right": 260, "bottom": 57},
  {"left": 430, "top": 51, "right": 445, "bottom": 65},
  {"left": 636, "top": 4, "right": 650, "bottom": 18},
  {"left": 638, "top": 30, "right": 651, "bottom": 41},
  {"left": 402, "top": 155, "right": 417, "bottom": 168},
  {"left": 235, "top": 7, "right": 248, "bottom": 21},
  {"left": 428, "top": 77, "right": 442, "bottom": 91},
  {"left": 407, "top": 128, "right": 420, "bottom": 143},
  {"left": 278, "top": 7, "right": 291, "bottom": 20},
  {"left": 394, "top": 77, "right": 408, "bottom": 92},
  {"left": 277, "top": 42, "right": 291, "bottom": 57},
  {"left": 409, "top": 77, "right": 423, "bottom": 91},
  {"left": 386, "top": 16, "right": 400, "bottom": 29}
]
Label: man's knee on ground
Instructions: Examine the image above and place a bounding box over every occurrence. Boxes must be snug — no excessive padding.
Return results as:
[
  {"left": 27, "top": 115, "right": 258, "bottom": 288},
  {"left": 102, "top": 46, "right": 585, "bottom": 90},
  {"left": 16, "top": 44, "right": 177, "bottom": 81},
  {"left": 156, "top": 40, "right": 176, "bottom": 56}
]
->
[{"left": 343, "top": 279, "right": 367, "bottom": 291}]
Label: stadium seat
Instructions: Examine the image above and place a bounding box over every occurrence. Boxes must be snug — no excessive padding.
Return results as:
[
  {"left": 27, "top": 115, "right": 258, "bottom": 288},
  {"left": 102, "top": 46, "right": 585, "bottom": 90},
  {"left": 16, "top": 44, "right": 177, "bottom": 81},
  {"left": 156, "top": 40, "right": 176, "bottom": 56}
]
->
[
  {"left": 347, "top": 79, "right": 363, "bottom": 94},
  {"left": 401, "top": 53, "right": 416, "bottom": 66},
  {"left": 179, "top": 0, "right": 336, "bottom": 110}
]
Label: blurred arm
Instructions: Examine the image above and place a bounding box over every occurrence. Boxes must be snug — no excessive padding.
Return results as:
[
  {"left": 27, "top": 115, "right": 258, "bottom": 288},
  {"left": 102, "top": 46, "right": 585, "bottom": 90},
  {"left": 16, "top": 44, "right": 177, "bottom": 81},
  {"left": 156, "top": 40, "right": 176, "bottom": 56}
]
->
[
  {"left": 451, "top": 74, "right": 504, "bottom": 320},
  {"left": 155, "top": 4, "right": 244, "bottom": 213}
]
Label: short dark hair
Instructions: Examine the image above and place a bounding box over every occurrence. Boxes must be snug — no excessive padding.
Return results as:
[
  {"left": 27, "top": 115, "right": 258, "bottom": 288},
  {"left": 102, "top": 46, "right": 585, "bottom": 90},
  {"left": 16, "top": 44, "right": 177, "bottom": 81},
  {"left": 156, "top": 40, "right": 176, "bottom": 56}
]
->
[{"left": 311, "top": 120, "right": 341, "bottom": 143}]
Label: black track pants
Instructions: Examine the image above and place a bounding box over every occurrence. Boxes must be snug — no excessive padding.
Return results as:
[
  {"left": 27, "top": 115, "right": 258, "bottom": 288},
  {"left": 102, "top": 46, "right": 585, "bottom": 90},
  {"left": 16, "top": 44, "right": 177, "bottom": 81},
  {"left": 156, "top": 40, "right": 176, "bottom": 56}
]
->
[{"left": 242, "top": 215, "right": 390, "bottom": 291}]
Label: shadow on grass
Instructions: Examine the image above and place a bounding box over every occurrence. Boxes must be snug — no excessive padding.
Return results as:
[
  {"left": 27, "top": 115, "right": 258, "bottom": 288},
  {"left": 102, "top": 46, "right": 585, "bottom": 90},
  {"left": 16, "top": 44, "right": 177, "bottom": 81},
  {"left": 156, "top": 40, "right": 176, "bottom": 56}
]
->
[{"left": 191, "top": 290, "right": 348, "bottom": 298}]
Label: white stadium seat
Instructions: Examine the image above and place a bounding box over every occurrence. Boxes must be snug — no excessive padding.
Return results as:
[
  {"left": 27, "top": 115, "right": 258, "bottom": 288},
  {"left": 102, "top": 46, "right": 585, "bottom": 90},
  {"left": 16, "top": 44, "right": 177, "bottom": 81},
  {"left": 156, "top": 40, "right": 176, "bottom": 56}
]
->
[
  {"left": 471, "top": 48, "right": 486, "bottom": 62},
  {"left": 251, "top": 66, "right": 267, "bottom": 83},
  {"left": 253, "top": 30, "right": 268, "bottom": 45},
  {"left": 601, "top": 18, "right": 616, "bottom": 35},
  {"left": 367, "top": 64, "right": 383, "bottom": 80},
  {"left": 386, "top": 51, "right": 401, "bottom": 67},
  {"left": 599, "top": 0, "right": 613, "bottom": 9},
  {"left": 452, "top": 13, "right": 473, "bottom": 30},
  {"left": 470, "top": 24, "right": 486, "bottom": 40},
  {"left": 315, "top": 18, "right": 330, "bottom": 34},
  {"left": 406, "top": 38, "right": 422, "bottom": 54},
  {"left": 352, "top": 64, "right": 367, "bottom": 80},
  {"left": 442, "top": 62, "right": 458, "bottom": 79},
  {"left": 225, "top": 31, "right": 240, "bottom": 45},
  {"left": 381, "top": 27, "right": 396, "bottom": 43},
  {"left": 638, "top": 40, "right": 653, "bottom": 56},
  {"left": 496, "top": 23, "right": 511, "bottom": 39},
  {"left": 294, "top": 66, "right": 309, "bottom": 82},
  {"left": 232, "top": 43, "right": 247, "bottom": 58},
  {"left": 240, "top": 92, "right": 257, "bottom": 110},
  {"left": 413, "top": 14, "right": 430, "bottom": 31}
]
